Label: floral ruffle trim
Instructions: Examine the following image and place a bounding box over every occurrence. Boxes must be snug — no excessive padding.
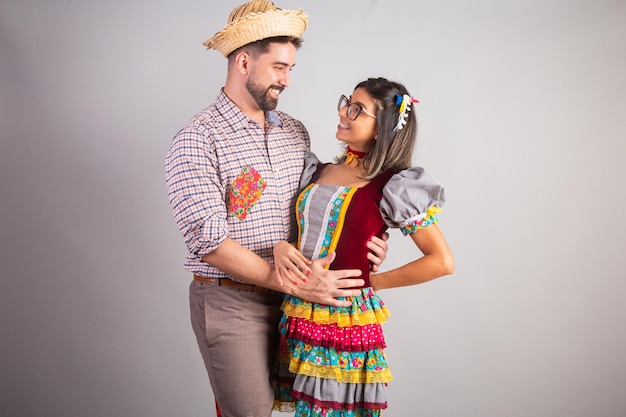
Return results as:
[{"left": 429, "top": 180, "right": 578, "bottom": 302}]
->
[
  {"left": 400, "top": 205, "right": 441, "bottom": 235},
  {"left": 291, "top": 399, "right": 383, "bottom": 417},
  {"left": 285, "top": 341, "right": 392, "bottom": 384},
  {"left": 281, "top": 288, "right": 390, "bottom": 327}
]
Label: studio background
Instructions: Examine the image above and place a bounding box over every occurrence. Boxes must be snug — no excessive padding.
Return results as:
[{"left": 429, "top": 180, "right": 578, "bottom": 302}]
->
[{"left": 1, "top": 0, "right": 625, "bottom": 416}]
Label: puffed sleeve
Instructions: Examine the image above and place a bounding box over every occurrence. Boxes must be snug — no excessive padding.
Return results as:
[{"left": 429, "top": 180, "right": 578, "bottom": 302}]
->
[
  {"left": 299, "top": 151, "right": 322, "bottom": 190},
  {"left": 380, "top": 167, "right": 446, "bottom": 235}
]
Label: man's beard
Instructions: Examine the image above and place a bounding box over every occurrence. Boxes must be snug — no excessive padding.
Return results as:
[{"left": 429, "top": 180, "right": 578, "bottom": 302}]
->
[{"left": 246, "top": 78, "right": 283, "bottom": 112}]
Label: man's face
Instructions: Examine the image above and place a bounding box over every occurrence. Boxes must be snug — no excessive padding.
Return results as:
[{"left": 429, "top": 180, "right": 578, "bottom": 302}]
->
[{"left": 245, "top": 42, "right": 297, "bottom": 111}]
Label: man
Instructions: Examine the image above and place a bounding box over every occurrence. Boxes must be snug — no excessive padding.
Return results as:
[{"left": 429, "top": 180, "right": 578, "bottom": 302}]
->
[{"left": 164, "top": 1, "right": 387, "bottom": 416}]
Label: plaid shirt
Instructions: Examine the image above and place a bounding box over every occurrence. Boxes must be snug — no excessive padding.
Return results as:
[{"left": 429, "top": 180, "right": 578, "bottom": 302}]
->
[{"left": 165, "top": 90, "right": 310, "bottom": 278}]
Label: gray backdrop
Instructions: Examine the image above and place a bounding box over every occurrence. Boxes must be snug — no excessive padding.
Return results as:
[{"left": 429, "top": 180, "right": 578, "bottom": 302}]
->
[{"left": 1, "top": 0, "right": 625, "bottom": 416}]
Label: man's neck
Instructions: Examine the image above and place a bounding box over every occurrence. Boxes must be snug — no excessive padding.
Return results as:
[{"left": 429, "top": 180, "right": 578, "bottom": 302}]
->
[{"left": 223, "top": 84, "right": 266, "bottom": 126}]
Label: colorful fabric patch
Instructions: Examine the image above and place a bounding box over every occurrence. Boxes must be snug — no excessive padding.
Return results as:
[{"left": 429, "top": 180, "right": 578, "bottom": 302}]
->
[
  {"left": 400, "top": 205, "right": 441, "bottom": 235},
  {"left": 295, "top": 184, "right": 357, "bottom": 262},
  {"left": 296, "top": 184, "right": 314, "bottom": 245},
  {"left": 228, "top": 165, "right": 266, "bottom": 220}
]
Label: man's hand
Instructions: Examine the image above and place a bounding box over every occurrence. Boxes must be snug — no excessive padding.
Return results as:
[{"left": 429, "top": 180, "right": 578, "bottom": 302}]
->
[
  {"left": 367, "top": 232, "right": 389, "bottom": 272},
  {"left": 287, "top": 252, "right": 364, "bottom": 307}
]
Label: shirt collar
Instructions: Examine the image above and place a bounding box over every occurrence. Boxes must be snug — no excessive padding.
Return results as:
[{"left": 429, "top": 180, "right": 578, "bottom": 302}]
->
[{"left": 266, "top": 110, "right": 282, "bottom": 127}]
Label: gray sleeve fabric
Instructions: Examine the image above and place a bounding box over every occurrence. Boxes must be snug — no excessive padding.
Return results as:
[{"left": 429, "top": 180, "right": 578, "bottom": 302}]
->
[
  {"left": 299, "top": 151, "right": 321, "bottom": 190},
  {"left": 380, "top": 167, "right": 446, "bottom": 229}
]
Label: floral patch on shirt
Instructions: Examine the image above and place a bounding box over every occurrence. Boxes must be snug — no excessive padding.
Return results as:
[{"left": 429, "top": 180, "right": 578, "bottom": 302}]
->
[{"left": 228, "top": 165, "right": 266, "bottom": 220}]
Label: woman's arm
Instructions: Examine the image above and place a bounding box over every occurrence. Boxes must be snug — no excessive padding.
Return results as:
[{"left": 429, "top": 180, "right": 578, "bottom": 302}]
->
[{"left": 369, "top": 224, "right": 454, "bottom": 291}]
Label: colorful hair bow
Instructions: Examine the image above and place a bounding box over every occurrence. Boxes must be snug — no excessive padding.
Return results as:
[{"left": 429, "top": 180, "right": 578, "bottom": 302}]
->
[{"left": 393, "top": 94, "right": 419, "bottom": 132}]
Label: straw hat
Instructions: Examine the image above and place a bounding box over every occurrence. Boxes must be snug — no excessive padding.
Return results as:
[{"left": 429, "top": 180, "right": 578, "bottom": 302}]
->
[{"left": 203, "top": 0, "right": 309, "bottom": 58}]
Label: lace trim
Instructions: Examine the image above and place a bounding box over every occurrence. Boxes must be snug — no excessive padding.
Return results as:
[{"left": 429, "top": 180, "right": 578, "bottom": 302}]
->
[
  {"left": 295, "top": 184, "right": 314, "bottom": 250},
  {"left": 283, "top": 303, "right": 390, "bottom": 327},
  {"left": 288, "top": 359, "right": 393, "bottom": 384},
  {"left": 400, "top": 205, "right": 441, "bottom": 235},
  {"left": 281, "top": 288, "right": 391, "bottom": 326},
  {"left": 272, "top": 400, "right": 297, "bottom": 413}
]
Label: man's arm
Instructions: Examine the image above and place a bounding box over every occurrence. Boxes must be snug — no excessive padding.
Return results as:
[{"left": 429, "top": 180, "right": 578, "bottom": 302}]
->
[
  {"left": 202, "top": 238, "right": 364, "bottom": 307},
  {"left": 285, "top": 252, "right": 366, "bottom": 305}
]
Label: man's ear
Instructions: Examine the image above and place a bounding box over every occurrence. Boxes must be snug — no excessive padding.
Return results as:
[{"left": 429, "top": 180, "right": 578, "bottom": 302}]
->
[{"left": 234, "top": 51, "right": 250, "bottom": 75}]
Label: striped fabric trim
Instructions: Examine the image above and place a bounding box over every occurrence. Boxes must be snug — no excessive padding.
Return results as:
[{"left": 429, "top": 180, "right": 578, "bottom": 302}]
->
[
  {"left": 296, "top": 184, "right": 358, "bottom": 267},
  {"left": 326, "top": 186, "right": 357, "bottom": 263}
]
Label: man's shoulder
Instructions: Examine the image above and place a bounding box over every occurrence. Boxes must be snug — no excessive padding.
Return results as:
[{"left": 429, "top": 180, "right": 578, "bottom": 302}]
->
[
  {"left": 188, "top": 103, "right": 220, "bottom": 125},
  {"left": 179, "top": 102, "right": 231, "bottom": 133}
]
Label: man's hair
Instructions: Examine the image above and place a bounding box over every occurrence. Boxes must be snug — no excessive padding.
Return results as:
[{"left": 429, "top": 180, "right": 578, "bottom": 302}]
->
[{"left": 227, "top": 36, "right": 303, "bottom": 61}]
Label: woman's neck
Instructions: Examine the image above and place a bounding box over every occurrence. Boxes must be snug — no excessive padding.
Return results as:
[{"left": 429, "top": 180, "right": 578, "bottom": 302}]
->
[{"left": 344, "top": 146, "right": 368, "bottom": 166}]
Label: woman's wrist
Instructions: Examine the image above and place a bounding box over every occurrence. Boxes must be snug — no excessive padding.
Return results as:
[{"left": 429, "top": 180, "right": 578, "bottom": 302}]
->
[{"left": 370, "top": 272, "right": 383, "bottom": 292}]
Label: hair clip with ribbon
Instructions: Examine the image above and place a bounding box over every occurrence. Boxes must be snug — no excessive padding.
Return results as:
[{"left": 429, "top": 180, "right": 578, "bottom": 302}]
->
[{"left": 393, "top": 94, "right": 419, "bottom": 132}]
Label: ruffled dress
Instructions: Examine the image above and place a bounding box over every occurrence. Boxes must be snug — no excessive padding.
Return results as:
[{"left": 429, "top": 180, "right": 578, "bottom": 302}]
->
[{"left": 273, "top": 152, "right": 445, "bottom": 417}]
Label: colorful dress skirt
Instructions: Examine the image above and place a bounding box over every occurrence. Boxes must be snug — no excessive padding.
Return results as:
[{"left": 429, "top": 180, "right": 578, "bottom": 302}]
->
[{"left": 273, "top": 287, "right": 392, "bottom": 416}]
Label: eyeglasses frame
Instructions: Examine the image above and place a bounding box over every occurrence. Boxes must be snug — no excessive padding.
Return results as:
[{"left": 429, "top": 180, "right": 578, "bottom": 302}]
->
[{"left": 338, "top": 94, "right": 377, "bottom": 121}]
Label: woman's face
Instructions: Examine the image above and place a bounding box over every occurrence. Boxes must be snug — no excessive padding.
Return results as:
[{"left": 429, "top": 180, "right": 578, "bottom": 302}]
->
[{"left": 335, "top": 87, "right": 378, "bottom": 152}]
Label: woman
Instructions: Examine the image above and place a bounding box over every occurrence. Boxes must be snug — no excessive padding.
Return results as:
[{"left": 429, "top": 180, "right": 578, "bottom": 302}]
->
[{"left": 273, "top": 77, "right": 454, "bottom": 416}]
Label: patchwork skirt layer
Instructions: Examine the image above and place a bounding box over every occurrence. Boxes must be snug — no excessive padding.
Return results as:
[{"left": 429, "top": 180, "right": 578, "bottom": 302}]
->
[{"left": 274, "top": 287, "right": 392, "bottom": 417}]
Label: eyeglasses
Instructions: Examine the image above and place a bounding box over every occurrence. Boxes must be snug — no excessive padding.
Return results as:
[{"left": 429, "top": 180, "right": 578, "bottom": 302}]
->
[{"left": 337, "top": 95, "right": 377, "bottom": 121}]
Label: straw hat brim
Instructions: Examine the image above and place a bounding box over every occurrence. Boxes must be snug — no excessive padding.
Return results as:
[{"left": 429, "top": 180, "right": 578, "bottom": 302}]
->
[{"left": 203, "top": 8, "right": 308, "bottom": 58}]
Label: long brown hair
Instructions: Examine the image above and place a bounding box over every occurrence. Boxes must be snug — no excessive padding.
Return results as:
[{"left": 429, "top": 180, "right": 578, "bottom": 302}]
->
[{"left": 341, "top": 77, "right": 418, "bottom": 180}]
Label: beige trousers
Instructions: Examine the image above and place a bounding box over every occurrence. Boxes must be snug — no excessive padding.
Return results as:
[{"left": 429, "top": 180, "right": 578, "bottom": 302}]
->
[{"left": 189, "top": 279, "right": 283, "bottom": 417}]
